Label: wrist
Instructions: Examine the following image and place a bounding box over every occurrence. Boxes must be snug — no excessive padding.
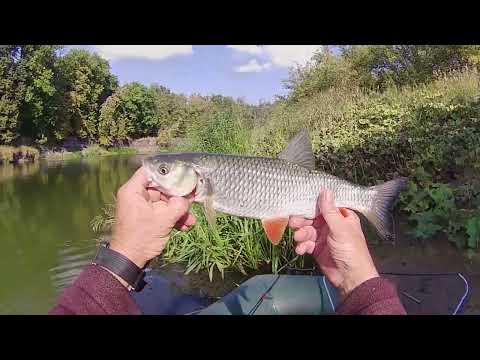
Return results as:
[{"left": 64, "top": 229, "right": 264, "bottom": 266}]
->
[
  {"left": 340, "top": 264, "right": 379, "bottom": 299},
  {"left": 109, "top": 242, "right": 148, "bottom": 269}
]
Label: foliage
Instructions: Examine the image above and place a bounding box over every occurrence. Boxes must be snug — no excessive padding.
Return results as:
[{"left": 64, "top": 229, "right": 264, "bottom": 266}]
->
[
  {"left": 98, "top": 83, "right": 156, "bottom": 145},
  {"left": 57, "top": 49, "right": 118, "bottom": 141},
  {"left": 284, "top": 45, "right": 480, "bottom": 102},
  {"left": 284, "top": 52, "right": 360, "bottom": 102},
  {"left": 43, "top": 145, "right": 137, "bottom": 161},
  {"left": 183, "top": 95, "right": 255, "bottom": 154},
  {"left": 259, "top": 67, "right": 480, "bottom": 251},
  {"left": 341, "top": 45, "right": 480, "bottom": 90}
]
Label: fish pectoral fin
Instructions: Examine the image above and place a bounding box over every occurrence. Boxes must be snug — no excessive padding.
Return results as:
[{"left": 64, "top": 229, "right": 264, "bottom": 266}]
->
[
  {"left": 261, "top": 217, "right": 289, "bottom": 245},
  {"left": 203, "top": 196, "right": 217, "bottom": 228},
  {"left": 202, "top": 177, "right": 217, "bottom": 228}
]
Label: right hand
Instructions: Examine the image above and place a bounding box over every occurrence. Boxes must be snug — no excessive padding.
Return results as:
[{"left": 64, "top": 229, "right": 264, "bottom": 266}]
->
[
  {"left": 109, "top": 167, "right": 196, "bottom": 271},
  {"left": 289, "top": 189, "right": 379, "bottom": 300}
]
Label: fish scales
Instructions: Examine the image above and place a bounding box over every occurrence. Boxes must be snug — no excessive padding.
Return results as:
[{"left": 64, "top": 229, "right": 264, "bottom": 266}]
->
[{"left": 194, "top": 154, "right": 372, "bottom": 220}]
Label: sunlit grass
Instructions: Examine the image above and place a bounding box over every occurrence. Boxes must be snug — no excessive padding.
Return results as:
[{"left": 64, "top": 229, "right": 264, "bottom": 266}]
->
[{"left": 43, "top": 145, "right": 138, "bottom": 161}]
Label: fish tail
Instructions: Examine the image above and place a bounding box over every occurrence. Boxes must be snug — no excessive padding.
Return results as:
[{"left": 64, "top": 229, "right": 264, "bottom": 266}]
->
[{"left": 362, "top": 177, "right": 408, "bottom": 241}]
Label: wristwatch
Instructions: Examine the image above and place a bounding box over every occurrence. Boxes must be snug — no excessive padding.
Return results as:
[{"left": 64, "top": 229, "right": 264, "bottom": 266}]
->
[{"left": 92, "top": 242, "right": 147, "bottom": 292}]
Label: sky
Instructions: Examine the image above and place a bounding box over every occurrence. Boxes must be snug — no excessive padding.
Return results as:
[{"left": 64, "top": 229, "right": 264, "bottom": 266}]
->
[{"left": 64, "top": 45, "right": 325, "bottom": 104}]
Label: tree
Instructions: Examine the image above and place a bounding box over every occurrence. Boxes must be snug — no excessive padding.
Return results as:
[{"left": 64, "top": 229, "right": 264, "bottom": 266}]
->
[
  {"left": 0, "top": 46, "right": 22, "bottom": 144},
  {"left": 150, "top": 84, "right": 189, "bottom": 137},
  {"left": 0, "top": 46, "right": 64, "bottom": 144},
  {"left": 283, "top": 51, "right": 359, "bottom": 102},
  {"left": 98, "top": 82, "right": 157, "bottom": 146},
  {"left": 342, "top": 45, "right": 480, "bottom": 90},
  {"left": 283, "top": 45, "right": 480, "bottom": 101},
  {"left": 57, "top": 49, "right": 118, "bottom": 141}
]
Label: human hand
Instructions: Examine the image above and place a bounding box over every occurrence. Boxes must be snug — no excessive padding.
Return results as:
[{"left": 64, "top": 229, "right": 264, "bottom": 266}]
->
[
  {"left": 109, "top": 167, "right": 196, "bottom": 270},
  {"left": 289, "top": 189, "right": 379, "bottom": 300}
]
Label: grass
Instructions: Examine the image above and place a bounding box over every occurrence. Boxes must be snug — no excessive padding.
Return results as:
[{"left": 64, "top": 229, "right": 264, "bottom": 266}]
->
[{"left": 43, "top": 144, "right": 138, "bottom": 161}]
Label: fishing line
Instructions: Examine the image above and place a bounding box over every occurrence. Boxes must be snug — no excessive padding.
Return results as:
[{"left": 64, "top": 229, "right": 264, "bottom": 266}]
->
[
  {"left": 380, "top": 271, "right": 470, "bottom": 315},
  {"left": 322, "top": 276, "right": 335, "bottom": 312},
  {"left": 247, "top": 274, "right": 281, "bottom": 315}
]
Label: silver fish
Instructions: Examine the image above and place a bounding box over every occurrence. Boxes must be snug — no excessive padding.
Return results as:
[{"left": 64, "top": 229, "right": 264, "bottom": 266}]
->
[{"left": 143, "top": 130, "right": 407, "bottom": 245}]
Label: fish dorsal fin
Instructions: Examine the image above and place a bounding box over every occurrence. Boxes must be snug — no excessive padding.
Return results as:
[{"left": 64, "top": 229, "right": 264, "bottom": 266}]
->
[{"left": 278, "top": 129, "right": 315, "bottom": 170}]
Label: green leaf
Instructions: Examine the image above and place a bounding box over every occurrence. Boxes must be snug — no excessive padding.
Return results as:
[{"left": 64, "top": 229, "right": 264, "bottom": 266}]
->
[{"left": 466, "top": 217, "right": 480, "bottom": 249}]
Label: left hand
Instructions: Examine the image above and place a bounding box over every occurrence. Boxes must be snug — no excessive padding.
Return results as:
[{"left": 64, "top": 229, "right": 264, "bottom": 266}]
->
[{"left": 109, "top": 167, "right": 196, "bottom": 269}]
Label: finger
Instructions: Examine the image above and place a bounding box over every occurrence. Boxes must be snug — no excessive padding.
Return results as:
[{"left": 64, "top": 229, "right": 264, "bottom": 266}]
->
[
  {"left": 163, "top": 196, "right": 191, "bottom": 225},
  {"left": 293, "top": 226, "right": 318, "bottom": 244},
  {"left": 178, "top": 224, "right": 190, "bottom": 231},
  {"left": 185, "top": 213, "right": 197, "bottom": 226},
  {"left": 147, "top": 188, "right": 166, "bottom": 202},
  {"left": 340, "top": 207, "right": 361, "bottom": 223},
  {"left": 312, "top": 226, "right": 329, "bottom": 259},
  {"left": 318, "top": 189, "right": 344, "bottom": 232},
  {"left": 295, "top": 241, "right": 310, "bottom": 255},
  {"left": 289, "top": 216, "right": 313, "bottom": 229},
  {"left": 296, "top": 240, "right": 316, "bottom": 255},
  {"left": 175, "top": 212, "right": 197, "bottom": 229},
  {"left": 304, "top": 241, "right": 316, "bottom": 254}
]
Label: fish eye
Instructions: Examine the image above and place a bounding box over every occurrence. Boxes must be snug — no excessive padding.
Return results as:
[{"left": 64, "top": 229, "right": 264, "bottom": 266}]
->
[{"left": 158, "top": 165, "right": 169, "bottom": 175}]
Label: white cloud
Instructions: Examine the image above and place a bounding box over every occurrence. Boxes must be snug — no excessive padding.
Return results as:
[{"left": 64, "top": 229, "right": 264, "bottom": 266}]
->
[
  {"left": 234, "top": 59, "right": 272, "bottom": 73},
  {"left": 227, "top": 45, "right": 263, "bottom": 55},
  {"left": 94, "top": 45, "right": 193, "bottom": 61},
  {"left": 262, "top": 45, "right": 322, "bottom": 67},
  {"left": 227, "top": 45, "right": 323, "bottom": 69}
]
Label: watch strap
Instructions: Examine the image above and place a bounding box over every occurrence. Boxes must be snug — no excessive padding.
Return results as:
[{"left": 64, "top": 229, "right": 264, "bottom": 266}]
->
[{"left": 93, "top": 244, "right": 146, "bottom": 292}]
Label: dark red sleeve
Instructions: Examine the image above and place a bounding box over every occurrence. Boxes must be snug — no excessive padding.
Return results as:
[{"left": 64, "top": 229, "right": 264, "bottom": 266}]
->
[
  {"left": 49, "top": 264, "right": 142, "bottom": 315},
  {"left": 336, "top": 277, "right": 407, "bottom": 315}
]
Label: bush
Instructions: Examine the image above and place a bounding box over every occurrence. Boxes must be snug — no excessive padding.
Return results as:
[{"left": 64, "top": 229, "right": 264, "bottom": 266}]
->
[{"left": 256, "top": 68, "right": 480, "bottom": 248}]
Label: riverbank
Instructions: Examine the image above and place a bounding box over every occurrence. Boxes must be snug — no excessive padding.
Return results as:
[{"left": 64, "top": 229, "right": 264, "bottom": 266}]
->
[
  {"left": 41, "top": 145, "right": 139, "bottom": 161},
  {"left": 0, "top": 145, "right": 40, "bottom": 165},
  {"left": 0, "top": 137, "right": 165, "bottom": 165}
]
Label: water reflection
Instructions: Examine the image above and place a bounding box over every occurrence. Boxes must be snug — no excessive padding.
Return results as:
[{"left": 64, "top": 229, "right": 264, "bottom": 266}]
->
[
  {"left": 0, "top": 156, "right": 138, "bottom": 314},
  {"left": 0, "top": 161, "right": 40, "bottom": 183},
  {"left": 49, "top": 242, "right": 97, "bottom": 291}
]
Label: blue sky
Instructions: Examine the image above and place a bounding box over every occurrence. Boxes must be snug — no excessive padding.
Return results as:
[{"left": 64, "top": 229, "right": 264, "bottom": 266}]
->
[{"left": 65, "top": 45, "right": 325, "bottom": 104}]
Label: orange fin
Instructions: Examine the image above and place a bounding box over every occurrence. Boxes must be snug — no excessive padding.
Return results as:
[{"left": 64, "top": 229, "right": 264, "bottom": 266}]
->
[{"left": 261, "top": 217, "right": 289, "bottom": 245}]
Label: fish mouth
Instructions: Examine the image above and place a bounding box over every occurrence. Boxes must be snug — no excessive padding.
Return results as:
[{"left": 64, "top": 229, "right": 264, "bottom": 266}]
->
[
  {"left": 146, "top": 177, "right": 199, "bottom": 201},
  {"left": 142, "top": 161, "right": 201, "bottom": 200}
]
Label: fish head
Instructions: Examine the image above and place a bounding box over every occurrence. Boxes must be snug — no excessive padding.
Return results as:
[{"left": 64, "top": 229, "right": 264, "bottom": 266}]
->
[{"left": 142, "top": 153, "right": 199, "bottom": 197}]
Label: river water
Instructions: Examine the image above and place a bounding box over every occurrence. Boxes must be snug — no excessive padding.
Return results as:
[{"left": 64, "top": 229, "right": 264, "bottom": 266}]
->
[{"left": 0, "top": 156, "right": 140, "bottom": 314}]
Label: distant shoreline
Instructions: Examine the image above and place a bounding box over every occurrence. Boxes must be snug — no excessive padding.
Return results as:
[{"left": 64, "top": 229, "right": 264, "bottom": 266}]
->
[{"left": 0, "top": 139, "right": 164, "bottom": 166}]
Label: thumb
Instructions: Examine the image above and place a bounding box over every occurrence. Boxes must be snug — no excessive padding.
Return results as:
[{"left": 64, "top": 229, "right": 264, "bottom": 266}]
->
[{"left": 318, "top": 189, "right": 344, "bottom": 232}]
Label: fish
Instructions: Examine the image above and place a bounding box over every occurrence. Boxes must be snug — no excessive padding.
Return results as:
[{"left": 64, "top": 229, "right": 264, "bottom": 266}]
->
[{"left": 142, "top": 129, "right": 408, "bottom": 245}]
